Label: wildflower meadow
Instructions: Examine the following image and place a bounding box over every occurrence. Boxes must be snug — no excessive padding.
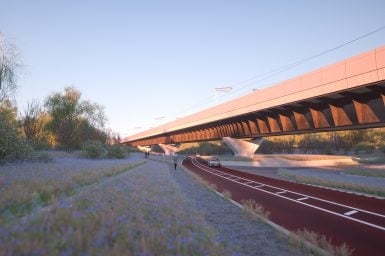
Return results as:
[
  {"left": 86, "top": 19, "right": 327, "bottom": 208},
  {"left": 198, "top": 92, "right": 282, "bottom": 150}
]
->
[{"left": 0, "top": 154, "right": 228, "bottom": 255}]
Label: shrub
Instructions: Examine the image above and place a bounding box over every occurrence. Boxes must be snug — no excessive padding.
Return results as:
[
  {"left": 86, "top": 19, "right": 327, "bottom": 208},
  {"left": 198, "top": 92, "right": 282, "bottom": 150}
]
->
[
  {"left": 208, "top": 183, "right": 218, "bottom": 191},
  {"left": 82, "top": 140, "right": 106, "bottom": 159},
  {"left": 222, "top": 189, "right": 232, "bottom": 199},
  {"left": 319, "top": 141, "right": 335, "bottom": 155},
  {"left": 241, "top": 199, "right": 270, "bottom": 221},
  {"left": 353, "top": 142, "right": 375, "bottom": 154},
  {"left": 257, "top": 140, "right": 273, "bottom": 154},
  {"left": 126, "top": 146, "right": 140, "bottom": 152},
  {"left": 107, "top": 145, "right": 126, "bottom": 159},
  {"left": 177, "top": 141, "right": 231, "bottom": 155},
  {"left": 29, "top": 151, "right": 54, "bottom": 163},
  {"left": 31, "top": 136, "right": 52, "bottom": 150},
  {"left": 0, "top": 115, "right": 33, "bottom": 164}
]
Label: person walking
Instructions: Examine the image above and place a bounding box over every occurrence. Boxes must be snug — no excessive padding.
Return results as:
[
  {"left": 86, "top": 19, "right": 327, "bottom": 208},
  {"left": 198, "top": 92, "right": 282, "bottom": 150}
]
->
[{"left": 173, "top": 157, "right": 177, "bottom": 170}]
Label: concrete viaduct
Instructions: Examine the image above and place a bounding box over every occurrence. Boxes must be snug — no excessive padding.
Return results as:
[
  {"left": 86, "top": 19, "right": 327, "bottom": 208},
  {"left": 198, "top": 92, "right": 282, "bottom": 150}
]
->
[{"left": 123, "top": 46, "right": 385, "bottom": 157}]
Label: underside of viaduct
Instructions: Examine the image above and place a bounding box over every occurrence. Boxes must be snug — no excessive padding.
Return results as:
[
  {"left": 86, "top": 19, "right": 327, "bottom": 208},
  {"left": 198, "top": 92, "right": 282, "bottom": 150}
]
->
[{"left": 128, "top": 82, "right": 385, "bottom": 147}]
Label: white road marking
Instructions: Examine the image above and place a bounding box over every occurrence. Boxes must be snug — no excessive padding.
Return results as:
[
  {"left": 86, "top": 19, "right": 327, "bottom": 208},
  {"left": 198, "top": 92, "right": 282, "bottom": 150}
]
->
[
  {"left": 344, "top": 210, "right": 358, "bottom": 216},
  {"left": 297, "top": 197, "right": 309, "bottom": 201},
  {"left": 193, "top": 158, "right": 385, "bottom": 218},
  {"left": 253, "top": 185, "right": 264, "bottom": 188},
  {"left": 276, "top": 191, "right": 287, "bottom": 195},
  {"left": 245, "top": 181, "right": 254, "bottom": 185},
  {"left": 187, "top": 157, "right": 385, "bottom": 232}
]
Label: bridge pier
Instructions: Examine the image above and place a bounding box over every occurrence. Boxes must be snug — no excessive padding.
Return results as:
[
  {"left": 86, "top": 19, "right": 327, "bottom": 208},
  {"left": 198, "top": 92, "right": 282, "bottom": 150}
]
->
[
  {"left": 158, "top": 144, "right": 179, "bottom": 155},
  {"left": 137, "top": 145, "right": 151, "bottom": 152},
  {"left": 222, "top": 137, "right": 264, "bottom": 158}
]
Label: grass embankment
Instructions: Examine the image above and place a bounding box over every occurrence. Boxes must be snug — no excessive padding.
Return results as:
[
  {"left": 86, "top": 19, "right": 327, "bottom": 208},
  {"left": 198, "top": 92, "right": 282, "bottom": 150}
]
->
[
  {"left": 0, "top": 164, "right": 228, "bottom": 255},
  {"left": 217, "top": 156, "right": 255, "bottom": 162},
  {"left": 343, "top": 168, "right": 385, "bottom": 178},
  {"left": 356, "top": 155, "right": 385, "bottom": 165},
  {"left": 278, "top": 169, "right": 385, "bottom": 197},
  {"left": 217, "top": 154, "right": 354, "bottom": 162},
  {"left": 277, "top": 154, "right": 352, "bottom": 161},
  {"left": 0, "top": 161, "right": 146, "bottom": 221}
]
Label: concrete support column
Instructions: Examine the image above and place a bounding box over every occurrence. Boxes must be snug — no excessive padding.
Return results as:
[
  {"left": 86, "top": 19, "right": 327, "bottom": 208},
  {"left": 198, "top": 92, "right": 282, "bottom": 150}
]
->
[
  {"left": 137, "top": 146, "right": 151, "bottom": 152},
  {"left": 158, "top": 144, "right": 179, "bottom": 155},
  {"left": 222, "top": 137, "right": 264, "bottom": 158}
]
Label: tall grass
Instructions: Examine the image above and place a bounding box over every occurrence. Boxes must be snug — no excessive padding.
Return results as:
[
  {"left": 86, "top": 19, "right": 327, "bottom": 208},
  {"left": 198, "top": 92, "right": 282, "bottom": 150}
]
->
[
  {"left": 241, "top": 199, "right": 270, "bottom": 221},
  {"left": 0, "top": 161, "right": 146, "bottom": 221},
  {"left": 218, "top": 156, "right": 255, "bottom": 161},
  {"left": 287, "top": 229, "right": 354, "bottom": 256},
  {"left": 0, "top": 168, "right": 228, "bottom": 255},
  {"left": 356, "top": 156, "right": 385, "bottom": 165},
  {"left": 344, "top": 168, "right": 385, "bottom": 178},
  {"left": 278, "top": 154, "right": 351, "bottom": 161},
  {"left": 278, "top": 169, "right": 385, "bottom": 197}
]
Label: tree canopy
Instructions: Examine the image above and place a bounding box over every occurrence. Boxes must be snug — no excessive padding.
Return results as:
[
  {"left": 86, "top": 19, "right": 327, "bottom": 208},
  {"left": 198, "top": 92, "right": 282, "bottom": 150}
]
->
[{"left": 44, "top": 86, "right": 107, "bottom": 150}]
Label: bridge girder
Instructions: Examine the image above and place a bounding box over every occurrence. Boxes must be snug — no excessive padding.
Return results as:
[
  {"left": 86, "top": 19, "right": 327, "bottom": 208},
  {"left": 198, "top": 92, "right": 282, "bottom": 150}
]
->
[{"left": 127, "top": 83, "right": 385, "bottom": 147}]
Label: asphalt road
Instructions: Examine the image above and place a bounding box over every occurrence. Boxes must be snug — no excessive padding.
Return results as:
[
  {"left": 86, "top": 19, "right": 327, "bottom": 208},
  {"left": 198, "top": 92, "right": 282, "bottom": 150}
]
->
[{"left": 182, "top": 157, "right": 385, "bottom": 256}]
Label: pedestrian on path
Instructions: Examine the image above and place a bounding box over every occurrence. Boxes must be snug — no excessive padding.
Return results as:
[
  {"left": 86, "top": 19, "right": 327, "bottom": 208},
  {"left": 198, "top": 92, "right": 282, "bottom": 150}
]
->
[{"left": 173, "top": 157, "right": 177, "bottom": 170}]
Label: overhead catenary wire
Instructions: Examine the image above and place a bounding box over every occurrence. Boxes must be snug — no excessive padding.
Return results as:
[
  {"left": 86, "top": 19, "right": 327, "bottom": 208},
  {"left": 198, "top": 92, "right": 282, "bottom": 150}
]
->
[
  {"left": 177, "top": 25, "right": 385, "bottom": 118},
  {"left": 222, "top": 24, "right": 385, "bottom": 99},
  {"left": 145, "top": 25, "right": 385, "bottom": 131}
]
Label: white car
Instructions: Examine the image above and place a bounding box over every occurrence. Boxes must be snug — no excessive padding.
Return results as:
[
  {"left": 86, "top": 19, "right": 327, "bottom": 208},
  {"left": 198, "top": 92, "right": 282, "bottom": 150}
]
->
[{"left": 208, "top": 158, "right": 221, "bottom": 167}]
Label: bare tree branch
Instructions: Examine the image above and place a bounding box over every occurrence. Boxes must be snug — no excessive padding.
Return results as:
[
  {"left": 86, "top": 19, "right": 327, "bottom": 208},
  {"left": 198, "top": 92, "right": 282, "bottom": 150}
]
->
[{"left": 0, "top": 32, "right": 20, "bottom": 103}]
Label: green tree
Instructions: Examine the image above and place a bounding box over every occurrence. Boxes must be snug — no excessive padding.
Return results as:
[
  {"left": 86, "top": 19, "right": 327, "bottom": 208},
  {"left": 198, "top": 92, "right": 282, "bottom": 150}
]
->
[
  {"left": 0, "top": 115, "right": 32, "bottom": 163},
  {"left": 44, "top": 86, "right": 107, "bottom": 150}
]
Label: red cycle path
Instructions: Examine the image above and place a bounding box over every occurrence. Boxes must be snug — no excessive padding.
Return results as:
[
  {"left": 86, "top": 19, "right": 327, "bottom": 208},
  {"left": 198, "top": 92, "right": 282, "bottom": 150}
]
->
[{"left": 182, "top": 157, "right": 385, "bottom": 256}]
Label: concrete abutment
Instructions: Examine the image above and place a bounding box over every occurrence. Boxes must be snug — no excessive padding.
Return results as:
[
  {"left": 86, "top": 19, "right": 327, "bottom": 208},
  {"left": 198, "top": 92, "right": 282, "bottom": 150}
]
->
[{"left": 222, "top": 137, "right": 264, "bottom": 158}]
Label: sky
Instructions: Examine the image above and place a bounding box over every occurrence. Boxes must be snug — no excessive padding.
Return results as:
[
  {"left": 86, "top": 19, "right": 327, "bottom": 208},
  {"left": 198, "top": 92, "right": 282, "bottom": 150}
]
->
[{"left": 1, "top": 0, "right": 385, "bottom": 137}]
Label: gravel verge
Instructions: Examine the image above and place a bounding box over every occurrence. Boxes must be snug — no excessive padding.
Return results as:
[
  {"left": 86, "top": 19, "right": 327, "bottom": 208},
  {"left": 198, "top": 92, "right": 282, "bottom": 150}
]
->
[{"left": 168, "top": 161, "right": 302, "bottom": 256}]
